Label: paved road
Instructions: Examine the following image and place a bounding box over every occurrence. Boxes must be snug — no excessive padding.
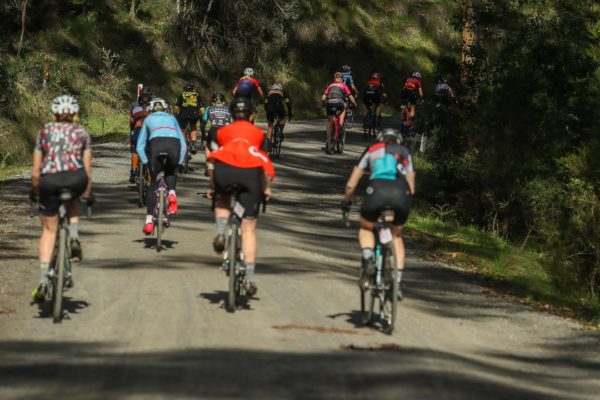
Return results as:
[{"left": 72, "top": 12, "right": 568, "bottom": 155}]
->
[{"left": 1, "top": 120, "right": 599, "bottom": 399}]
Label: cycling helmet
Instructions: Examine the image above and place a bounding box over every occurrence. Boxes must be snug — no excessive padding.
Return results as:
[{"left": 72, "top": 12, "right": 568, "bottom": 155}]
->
[
  {"left": 211, "top": 93, "right": 225, "bottom": 105},
  {"left": 376, "top": 128, "right": 402, "bottom": 144},
  {"left": 138, "top": 92, "right": 152, "bottom": 105},
  {"left": 412, "top": 71, "right": 422, "bottom": 80},
  {"left": 342, "top": 65, "right": 351, "bottom": 72},
  {"left": 271, "top": 83, "right": 284, "bottom": 91},
  {"left": 371, "top": 72, "right": 382, "bottom": 81},
  {"left": 183, "top": 82, "right": 195, "bottom": 91},
  {"left": 149, "top": 97, "right": 168, "bottom": 112},
  {"left": 229, "top": 97, "right": 252, "bottom": 120},
  {"left": 51, "top": 95, "right": 79, "bottom": 115},
  {"left": 243, "top": 67, "right": 254, "bottom": 77},
  {"left": 334, "top": 71, "right": 343, "bottom": 80}
]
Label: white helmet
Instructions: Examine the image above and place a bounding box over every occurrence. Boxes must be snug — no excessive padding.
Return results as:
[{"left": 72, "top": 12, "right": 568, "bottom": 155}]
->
[
  {"left": 243, "top": 67, "right": 254, "bottom": 77},
  {"left": 271, "top": 83, "right": 283, "bottom": 91},
  {"left": 51, "top": 95, "right": 79, "bottom": 115},
  {"left": 412, "top": 71, "right": 422, "bottom": 80},
  {"left": 149, "top": 97, "right": 168, "bottom": 112},
  {"left": 376, "top": 128, "right": 403, "bottom": 144}
]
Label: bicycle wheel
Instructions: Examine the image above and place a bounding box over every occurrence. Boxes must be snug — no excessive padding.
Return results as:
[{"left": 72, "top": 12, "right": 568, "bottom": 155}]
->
[
  {"left": 347, "top": 109, "right": 354, "bottom": 129},
  {"left": 226, "top": 224, "right": 238, "bottom": 312},
  {"left": 275, "top": 125, "right": 283, "bottom": 158},
  {"left": 381, "top": 245, "right": 399, "bottom": 334},
  {"left": 137, "top": 168, "right": 145, "bottom": 207},
  {"left": 52, "top": 227, "right": 66, "bottom": 323},
  {"left": 156, "top": 187, "right": 164, "bottom": 252},
  {"left": 360, "top": 286, "right": 374, "bottom": 325},
  {"left": 337, "top": 123, "right": 345, "bottom": 154}
]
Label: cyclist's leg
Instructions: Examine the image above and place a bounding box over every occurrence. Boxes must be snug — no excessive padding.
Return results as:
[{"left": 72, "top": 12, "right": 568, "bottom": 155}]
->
[
  {"left": 375, "top": 102, "right": 382, "bottom": 128},
  {"left": 189, "top": 119, "right": 198, "bottom": 153},
  {"left": 267, "top": 121, "right": 274, "bottom": 140},
  {"left": 236, "top": 167, "right": 262, "bottom": 285},
  {"left": 339, "top": 105, "right": 347, "bottom": 126}
]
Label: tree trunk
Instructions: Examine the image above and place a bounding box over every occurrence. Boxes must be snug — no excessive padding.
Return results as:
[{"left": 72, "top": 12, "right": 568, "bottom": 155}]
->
[
  {"left": 130, "top": 0, "right": 137, "bottom": 19},
  {"left": 16, "top": 0, "right": 28, "bottom": 58},
  {"left": 461, "top": 0, "right": 478, "bottom": 101}
]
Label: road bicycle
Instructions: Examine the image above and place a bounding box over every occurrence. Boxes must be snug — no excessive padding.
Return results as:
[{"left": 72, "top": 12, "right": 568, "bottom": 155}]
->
[
  {"left": 268, "top": 115, "right": 284, "bottom": 159},
  {"left": 152, "top": 153, "right": 171, "bottom": 252},
  {"left": 136, "top": 164, "right": 149, "bottom": 208},
  {"left": 346, "top": 106, "right": 354, "bottom": 129},
  {"left": 32, "top": 191, "right": 92, "bottom": 323},
  {"left": 363, "top": 103, "right": 377, "bottom": 140},
  {"left": 215, "top": 187, "right": 266, "bottom": 312},
  {"left": 325, "top": 107, "right": 346, "bottom": 155},
  {"left": 343, "top": 207, "right": 399, "bottom": 334}
]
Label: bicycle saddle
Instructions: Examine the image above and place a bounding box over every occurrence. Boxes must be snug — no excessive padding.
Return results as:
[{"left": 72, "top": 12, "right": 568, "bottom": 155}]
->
[
  {"left": 379, "top": 209, "right": 396, "bottom": 223},
  {"left": 157, "top": 152, "right": 170, "bottom": 164},
  {"left": 58, "top": 190, "right": 75, "bottom": 203}
]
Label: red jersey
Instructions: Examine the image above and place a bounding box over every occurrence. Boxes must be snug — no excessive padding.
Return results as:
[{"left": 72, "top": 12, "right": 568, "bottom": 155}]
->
[
  {"left": 208, "top": 120, "right": 275, "bottom": 179},
  {"left": 403, "top": 77, "right": 422, "bottom": 91},
  {"left": 234, "top": 77, "right": 261, "bottom": 98}
]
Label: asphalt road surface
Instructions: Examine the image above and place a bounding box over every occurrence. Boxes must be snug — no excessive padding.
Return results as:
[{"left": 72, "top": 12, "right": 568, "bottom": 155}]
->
[{"left": 1, "top": 120, "right": 599, "bottom": 399}]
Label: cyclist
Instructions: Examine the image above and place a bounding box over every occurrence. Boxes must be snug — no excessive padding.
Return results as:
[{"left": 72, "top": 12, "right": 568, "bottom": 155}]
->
[
  {"left": 137, "top": 98, "right": 187, "bottom": 235},
  {"left": 434, "top": 77, "right": 455, "bottom": 105},
  {"left": 341, "top": 65, "right": 359, "bottom": 96},
  {"left": 322, "top": 72, "right": 357, "bottom": 154},
  {"left": 362, "top": 72, "right": 388, "bottom": 131},
  {"left": 202, "top": 93, "right": 231, "bottom": 176},
  {"left": 129, "top": 91, "right": 152, "bottom": 184},
  {"left": 175, "top": 82, "right": 202, "bottom": 155},
  {"left": 401, "top": 71, "right": 424, "bottom": 119},
  {"left": 206, "top": 97, "right": 274, "bottom": 296},
  {"left": 264, "top": 82, "right": 292, "bottom": 148},
  {"left": 232, "top": 67, "right": 265, "bottom": 102},
  {"left": 31, "top": 95, "right": 93, "bottom": 302},
  {"left": 341, "top": 128, "right": 415, "bottom": 299}
]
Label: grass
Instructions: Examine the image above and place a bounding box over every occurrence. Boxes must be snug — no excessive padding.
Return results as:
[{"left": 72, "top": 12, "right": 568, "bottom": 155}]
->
[{"left": 407, "top": 154, "right": 600, "bottom": 328}]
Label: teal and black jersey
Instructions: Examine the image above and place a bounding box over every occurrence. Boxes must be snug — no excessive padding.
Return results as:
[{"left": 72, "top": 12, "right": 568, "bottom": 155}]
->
[
  {"left": 203, "top": 105, "right": 231, "bottom": 128},
  {"left": 357, "top": 142, "right": 413, "bottom": 180}
]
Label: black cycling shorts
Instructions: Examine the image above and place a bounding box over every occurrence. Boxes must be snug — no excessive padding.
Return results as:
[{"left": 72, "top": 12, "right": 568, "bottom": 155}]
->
[
  {"left": 130, "top": 127, "right": 142, "bottom": 148},
  {"left": 326, "top": 100, "right": 345, "bottom": 116},
  {"left": 265, "top": 102, "right": 286, "bottom": 123},
  {"left": 177, "top": 115, "right": 199, "bottom": 131},
  {"left": 364, "top": 94, "right": 382, "bottom": 107},
  {"left": 360, "top": 178, "right": 412, "bottom": 225},
  {"left": 401, "top": 88, "right": 418, "bottom": 106},
  {"left": 213, "top": 162, "right": 263, "bottom": 219},
  {"left": 39, "top": 169, "right": 88, "bottom": 216}
]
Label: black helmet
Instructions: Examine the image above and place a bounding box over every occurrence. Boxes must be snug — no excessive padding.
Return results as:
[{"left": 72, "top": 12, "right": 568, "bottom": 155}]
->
[
  {"left": 138, "top": 92, "right": 152, "bottom": 105},
  {"left": 229, "top": 98, "right": 251, "bottom": 120},
  {"left": 184, "top": 82, "right": 195, "bottom": 91},
  {"left": 342, "top": 65, "right": 351, "bottom": 72},
  {"left": 376, "top": 128, "right": 402, "bottom": 144},
  {"left": 211, "top": 93, "right": 225, "bottom": 104}
]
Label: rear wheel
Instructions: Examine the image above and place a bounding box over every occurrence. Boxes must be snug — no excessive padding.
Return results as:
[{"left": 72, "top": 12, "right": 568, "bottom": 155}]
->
[
  {"left": 137, "top": 168, "right": 145, "bottom": 207},
  {"left": 226, "top": 225, "right": 238, "bottom": 312},
  {"left": 381, "top": 246, "right": 399, "bottom": 334},
  {"left": 156, "top": 187, "right": 164, "bottom": 252},
  {"left": 360, "top": 287, "right": 374, "bottom": 325},
  {"left": 275, "top": 125, "right": 283, "bottom": 158},
  {"left": 52, "top": 228, "right": 66, "bottom": 323}
]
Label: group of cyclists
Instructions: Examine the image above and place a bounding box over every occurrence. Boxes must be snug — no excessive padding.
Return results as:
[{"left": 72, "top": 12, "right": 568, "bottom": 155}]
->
[{"left": 28, "top": 64, "right": 443, "bottom": 308}]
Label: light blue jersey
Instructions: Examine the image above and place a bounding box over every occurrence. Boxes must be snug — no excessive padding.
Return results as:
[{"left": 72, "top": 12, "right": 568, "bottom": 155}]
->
[{"left": 136, "top": 111, "right": 187, "bottom": 165}]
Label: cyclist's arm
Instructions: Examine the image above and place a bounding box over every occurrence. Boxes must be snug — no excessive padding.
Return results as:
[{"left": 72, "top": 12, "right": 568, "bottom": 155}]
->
[
  {"left": 257, "top": 86, "right": 265, "bottom": 100},
  {"left": 348, "top": 94, "right": 357, "bottom": 108},
  {"left": 136, "top": 120, "right": 150, "bottom": 165},
  {"left": 31, "top": 151, "right": 42, "bottom": 195},
  {"left": 344, "top": 166, "right": 364, "bottom": 202},
  {"left": 83, "top": 150, "right": 92, "bottom": 198},
  {"left": 406, "top": 171, "right": 416, "bottom": 195}
]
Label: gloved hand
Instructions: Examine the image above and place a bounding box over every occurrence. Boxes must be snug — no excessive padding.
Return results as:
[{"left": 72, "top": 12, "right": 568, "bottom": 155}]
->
[
  {"left": 29, "top": 190, "right": 38, "bottom": 202},
  {"left": 340, "top": 199, "right": 352, "bottom": 213},
  {"left": 83, "top": 193, "right": 96, "bottom": 206}
]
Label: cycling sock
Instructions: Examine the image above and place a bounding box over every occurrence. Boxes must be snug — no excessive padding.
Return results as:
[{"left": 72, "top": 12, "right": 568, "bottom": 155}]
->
[
  {"left": 39, "top": 262, "right": 50, "bottom": 284},
  {"left": 145, "top": 214, "right": 153, "bottom": 224},
  {"left": 361, "top": 248, "right": 374, "bottom": 261},
  {"left": 69, "top": 223, "right": 79, "bottom": 240},
  {"left": 397, "top": 270, "right": 403, "bottom": 284},
  {"left": 216, "top": 217, "right": 227, "bottom": 236},
  {"left": 168, "top": 190, "right": 176, "bottom": 197},
  {"left": 245, "top": 262, "right": 256, "bottom": 281}
]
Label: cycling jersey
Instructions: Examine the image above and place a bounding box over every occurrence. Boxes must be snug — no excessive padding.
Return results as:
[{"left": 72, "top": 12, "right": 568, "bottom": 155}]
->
[
  {"left": 203, "top": 105, "right": 231, "bottom": 128},
  {"left": 363, "top": 80, "right": 385, "bottom": 105},
  {"left": 266, "top": 88, "right": 290, "bottom": 105},
  {"left": 342, "top": 72, "right": 354, "bottom": 89},
  {"left": 208, "top": 120, "right": 275, "bottom": 179},
  {"left": 130, "top": 103, "right": 150, "bottom": 130},
  {"left": 403, "top": 77, "right": 423, "bottom": 92},
  {"left": 137, "top": 111, "right": 187, "bottom": 165},
  {"left": 357, "top": 142, "right": 414, "bottom": 180},
  {"left": 324, "top": 82, "right": 352, "bottom": 104},
  {"left": 234, "top": 77, "right": 261, "bottom": 98},
  {"left": 176, "top": 91, "right": 202, "bottom": 118},
  {"left": 265, "top": 88, "right": 292, "bottom": 122},
  {"left": 34, "top": 122, "right": 92, "bottom": 176}
]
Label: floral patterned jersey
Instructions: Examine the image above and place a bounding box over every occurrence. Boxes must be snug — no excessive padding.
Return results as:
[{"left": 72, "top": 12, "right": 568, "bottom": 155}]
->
[{"left": 34, "top": 122, "right": 91, "bottom": 175}]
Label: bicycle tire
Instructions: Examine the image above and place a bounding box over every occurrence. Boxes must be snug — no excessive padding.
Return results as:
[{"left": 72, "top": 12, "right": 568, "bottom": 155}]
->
[
  {"left": 360, "top": 287, "right": 374, "bottom": 325},
  {"left": 347, "top": 109, "right": 354, "bottom": 129},
  {"left": 275, "top": 125, "right": 283, "bottom": 158},
  {"left": 337, "top": 124, "right": 345, "bottom": 154},
  {"left": 157, "top": 187, "right": 164, "bottom": 252},
  {"left": 52, "top": 227, "right": 66, "bottom": 323},
  {"left": 226, "top": 224, "right": 238, "bottom": 312},
  {"left": 137, "top": 168, "right": 145, "bottom": 207},
  {"left": 382, "top": 245, "right": 399, "bottom": 334}
]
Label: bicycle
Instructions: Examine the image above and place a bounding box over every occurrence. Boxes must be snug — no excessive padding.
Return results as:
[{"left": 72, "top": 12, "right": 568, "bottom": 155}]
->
[
  {"left": 346, "top": 107, "right": 354, "bottom": 129},
  {"left": 363, "top": 103, "right": 377, "bottom": 140},
  {"left": 343, "top": 207, "right": 399, "bottom": 334},
  {"left": 136, "top": 164, "right": 149, "bottom": 208},
  {"left": 325, "top": 108, "right": 346, "bottom": 155},
  {"left": 182, "top": 121, "right": 193, "bottom": 174},
  {"left": 215, "top": 186, "right": 266, "bottom": 312},
  {"left": 152, "top": 153, "right": 171, "bottom": 252},
  {"left": 32, "top": 191, "right": 92, "bottom": 323},
  {"left": 268, "top": 115, "right": 284, "bottom": 159}
]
